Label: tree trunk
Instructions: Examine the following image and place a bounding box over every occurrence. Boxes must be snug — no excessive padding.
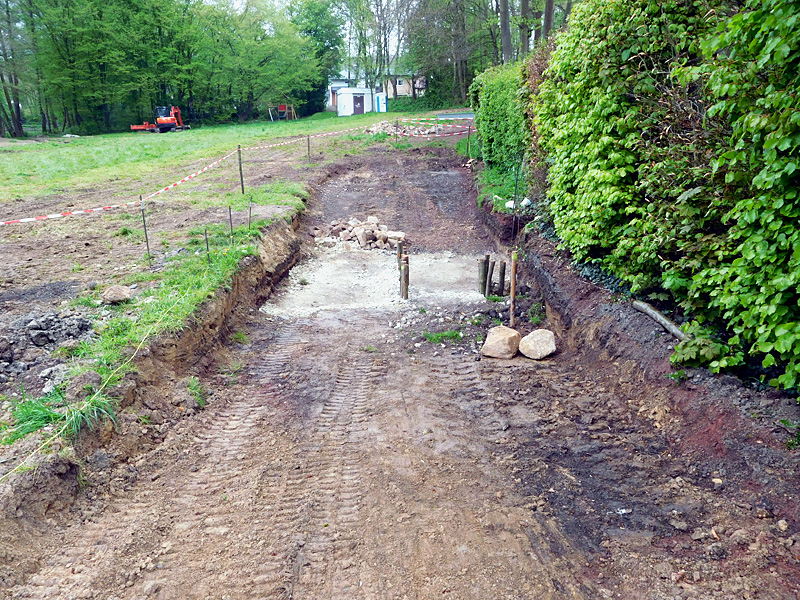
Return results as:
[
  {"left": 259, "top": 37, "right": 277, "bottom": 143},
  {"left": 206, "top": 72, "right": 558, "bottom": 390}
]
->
[
  {"left": 543, "top": 0, "right": 555, "bottom": 40},
  {"left": 520, "top": 0, "right": 531, "bottom": 55},
  {"left": 533, "top": 10, "right": 543, "bottom": 46},
  {"left": 499, "top": 0, "right": 512, "bottom": 63}
]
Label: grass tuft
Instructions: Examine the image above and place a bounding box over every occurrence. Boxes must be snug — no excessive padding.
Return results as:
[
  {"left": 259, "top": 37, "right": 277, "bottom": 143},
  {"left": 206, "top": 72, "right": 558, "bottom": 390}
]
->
[{"left": 423, "top": 330, "right": 463, "bottom": 344}]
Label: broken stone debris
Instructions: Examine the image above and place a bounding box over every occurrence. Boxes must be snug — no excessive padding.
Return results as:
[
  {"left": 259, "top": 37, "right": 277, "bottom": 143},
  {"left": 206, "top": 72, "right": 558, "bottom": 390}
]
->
[
  {"left": 365, "top": 121, "right": 442, "bottom": 136},
  {"left": 313, "top": 216, "right": 405, "bottom": 251}
]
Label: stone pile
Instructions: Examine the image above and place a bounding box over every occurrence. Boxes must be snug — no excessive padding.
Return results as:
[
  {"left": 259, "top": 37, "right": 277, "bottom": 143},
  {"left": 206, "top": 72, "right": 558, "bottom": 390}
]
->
[
  {"left": 313, "top": 216, "right": 406, "bottom": 251},
  {"left": 365, "top": 121, "right": 441, "bottom": 136},
  {"left": 0, "top": 311, "right": 94, "bottom": 382}
]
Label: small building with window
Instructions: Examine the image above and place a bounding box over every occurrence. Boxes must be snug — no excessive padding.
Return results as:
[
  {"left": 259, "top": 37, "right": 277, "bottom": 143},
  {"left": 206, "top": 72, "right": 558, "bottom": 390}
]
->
[{"left": 385, "top": 76, "right": 426, "bottom": 98}]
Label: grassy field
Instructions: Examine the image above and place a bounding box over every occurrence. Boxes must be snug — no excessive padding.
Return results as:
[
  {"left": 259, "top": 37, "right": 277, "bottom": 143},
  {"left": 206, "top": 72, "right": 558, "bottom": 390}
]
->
[{"left": 0, "top": 112, "right": 417, "bottom": 203}]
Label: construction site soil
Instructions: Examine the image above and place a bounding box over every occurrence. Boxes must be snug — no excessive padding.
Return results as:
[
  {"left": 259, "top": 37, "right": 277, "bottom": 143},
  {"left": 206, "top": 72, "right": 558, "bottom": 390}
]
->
[{"left": 1, "top": 143, "right": 800, "bottom": 599}]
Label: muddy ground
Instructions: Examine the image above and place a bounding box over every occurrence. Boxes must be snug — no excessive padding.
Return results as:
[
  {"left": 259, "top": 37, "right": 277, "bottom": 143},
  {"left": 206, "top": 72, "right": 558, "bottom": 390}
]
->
[{"left": 1, "top": 142, "right": 800, "bottom": 599}]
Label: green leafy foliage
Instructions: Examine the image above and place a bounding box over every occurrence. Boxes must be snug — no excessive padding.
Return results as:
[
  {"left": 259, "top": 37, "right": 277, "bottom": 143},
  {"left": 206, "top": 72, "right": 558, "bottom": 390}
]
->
[
  {"left": 469, "top": 62, "right": 531, "bottom": 171},
  {"left": 527, "top": 0, "right": 800, "bottom": 388}
]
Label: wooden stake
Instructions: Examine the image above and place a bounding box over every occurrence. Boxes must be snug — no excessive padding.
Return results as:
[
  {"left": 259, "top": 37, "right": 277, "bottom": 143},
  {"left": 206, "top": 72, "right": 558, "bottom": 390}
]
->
[
  {"left": 248, "top": 202, "right": 252, "bottom": 231},
  {"left": 395, "top": 119, "right": 399, "bottom": 143},
  {"left": 401, "top": 255, "right": 409, "bottom": 299},
  {"left": 228, "top": 206, "right": 234, "bottom": 237},
  {"left": 140, "top": 195, "right": 151, "bottom": 269},
  {"left": 485, "top": 260, "right": 495, "bottom": 297},
  {"left": 510, "top": 251, "right": 518, "bottom": 328},
  {"left": 205, "top": 228, "right": 211, "bottom": 264},
  {"left": 498, "top": 260, "right": 506, "bottom": 296},
  {"left": 467, "top": 125, "right": 471, "bottom": 156},
  {"left": 397, "top": 241, "right": 404, "bottom": 269},
  {"left": 307, "top": 135, "right": 311, "bottom": 161},
  {"left": 478, "top": 257, "right": 487, "bottom": 294},
  {"left": 237, "top": 145, "right": 245, "bottom": 194}
]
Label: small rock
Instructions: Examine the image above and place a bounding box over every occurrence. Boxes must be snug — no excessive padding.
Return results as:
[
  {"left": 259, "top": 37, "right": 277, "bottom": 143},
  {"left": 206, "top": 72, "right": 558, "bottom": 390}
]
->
[
  {"left": 101, "top": 285, "right": 133, "bottom": 305},
  {"left": 777, "top": 519, "right": 789, "bottom": 532},
  {"left": 518, "top": 329, "right": 556, "bottom": 360},
  {"left": 669, "top": 519, "right": 689, "bottom": 532},
  {"left": 66, "top": 370, "right": 103, "bottom": 403},
  {"left": 729, "top": 529, "right": 753, "bottom": 545},
  {"left": 481, "top": 326, "right": 521, "bottom": 359},
  {"left": 706, "top": 542, "right": 726, "bottom": 560}
]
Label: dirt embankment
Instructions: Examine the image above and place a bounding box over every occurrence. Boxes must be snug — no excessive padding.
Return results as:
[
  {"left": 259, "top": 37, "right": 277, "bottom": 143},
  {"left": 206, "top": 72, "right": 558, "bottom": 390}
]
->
[{"left": 0, "top": 218, "right": 302, "bottom": 579}]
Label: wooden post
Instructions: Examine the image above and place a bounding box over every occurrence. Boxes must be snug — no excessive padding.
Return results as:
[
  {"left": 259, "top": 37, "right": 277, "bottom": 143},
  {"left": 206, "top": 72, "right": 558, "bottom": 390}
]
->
[
  {"left": 467, "top": 125, "right": 471, "bottom": 157},
  {"left": 228, "top": 206, "right": 234, "bottom": 237},
  {"left": 140, "top": 195, "right": 151, "bottom": 269},
  {"left": 397, "top": 241, "right": 404, "bottom": 269},
  {"left": 498, "top": 260, "right": 506, "bottom": 296},
  {"left": 485, "top": 259, "right": 496, "bottom": 297},
  {"left": 478, "top": 257, "right": 488, "bottom": 294},
  {"left": 401, "top": 255, "right": 409, "bottom": 299},
  {"left": 307, "top": 135, "right": 311, "bottom": 162},
  {"left": 248, "top": 202, "right": 252, "bottom": 231},
  {"left": 205, "top": 228, "right": 211, "bottom": 264},
  {"left": 510, "top": 251, "right": 518, "bottom": 328},
  {"left": 237, "top": 145, "right": 245, "bottom": 194},
  {"left": 395, "top": 119, "right": 398, "bottom": 143}
]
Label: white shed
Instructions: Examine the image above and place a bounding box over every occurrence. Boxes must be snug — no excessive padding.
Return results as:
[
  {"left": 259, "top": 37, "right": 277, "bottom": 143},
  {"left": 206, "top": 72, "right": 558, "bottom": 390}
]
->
[{"left": 335, "top": 87, "right": 374, "bottom": 117}]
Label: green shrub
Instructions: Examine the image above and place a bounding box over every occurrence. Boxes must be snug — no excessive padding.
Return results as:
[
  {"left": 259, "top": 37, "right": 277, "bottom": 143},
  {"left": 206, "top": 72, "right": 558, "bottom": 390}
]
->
[{"left": 470, "top": 62, "right": 531, "bottom": 171}]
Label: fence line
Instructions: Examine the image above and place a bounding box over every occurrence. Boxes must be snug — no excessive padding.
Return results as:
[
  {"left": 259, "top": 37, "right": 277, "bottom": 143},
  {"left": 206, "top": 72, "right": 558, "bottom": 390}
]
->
[{"left": 1, "top": 118, "right": 474, "bottom": 227}]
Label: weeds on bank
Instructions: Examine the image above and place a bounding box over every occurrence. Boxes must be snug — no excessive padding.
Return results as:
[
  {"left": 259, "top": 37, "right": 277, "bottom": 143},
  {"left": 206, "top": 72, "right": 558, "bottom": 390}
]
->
[
  {"left": 230, "top": 331, "right": 249, "bottom": 345},
  {"left": 187, "top": 376, "right": 209, "bottom": 408},
  {"left": 779, "top": 420, "right": 800, "bottom": 450},
  {"left": 1, "top": 386, "right": 115, "bottom": 446}
]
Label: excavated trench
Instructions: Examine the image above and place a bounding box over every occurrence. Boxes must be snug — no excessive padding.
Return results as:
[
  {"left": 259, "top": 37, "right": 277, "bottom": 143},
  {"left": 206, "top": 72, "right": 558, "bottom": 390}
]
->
[{"left": 1, "top": 147, "right": 799, "bottom": 600}]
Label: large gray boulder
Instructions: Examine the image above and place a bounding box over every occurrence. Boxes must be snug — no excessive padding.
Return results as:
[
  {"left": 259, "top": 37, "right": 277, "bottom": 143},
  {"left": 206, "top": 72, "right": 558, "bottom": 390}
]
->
[
  {"left": 481, "top": 326, "right": 521, "bottom": 359},
  {"left": 519, "top": 329, "right": 557, "bottom": 360}
]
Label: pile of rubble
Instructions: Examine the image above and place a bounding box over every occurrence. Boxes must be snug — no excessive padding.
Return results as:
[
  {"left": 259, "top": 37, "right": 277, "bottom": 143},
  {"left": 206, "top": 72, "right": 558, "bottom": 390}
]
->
[
  {"left": 313, "top": 216, "right": 406, "bottom": 251},
  {"left": 366, "top": 121, "right": 442, "bottom": 137},
  {"left": 0, "top": 311, "right": 94, "bottom": 383}
]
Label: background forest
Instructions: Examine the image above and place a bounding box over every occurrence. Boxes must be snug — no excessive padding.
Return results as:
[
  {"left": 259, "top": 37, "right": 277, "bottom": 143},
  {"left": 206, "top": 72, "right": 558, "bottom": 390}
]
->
[{"left": 0, "top": 0, "right": 567, "bottom": 135}]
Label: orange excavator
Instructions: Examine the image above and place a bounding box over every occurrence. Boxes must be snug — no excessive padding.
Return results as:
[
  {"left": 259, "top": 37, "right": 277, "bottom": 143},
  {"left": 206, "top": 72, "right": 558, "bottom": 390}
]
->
[{"left": 131, "top": 106, "right": 189, "bottom": 133}]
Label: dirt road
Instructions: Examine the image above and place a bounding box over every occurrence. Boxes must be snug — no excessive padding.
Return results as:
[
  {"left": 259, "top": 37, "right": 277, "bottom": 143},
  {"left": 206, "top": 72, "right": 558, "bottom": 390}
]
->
[{"left": 4, "top": 149, "right": 800, "bottom": 599}]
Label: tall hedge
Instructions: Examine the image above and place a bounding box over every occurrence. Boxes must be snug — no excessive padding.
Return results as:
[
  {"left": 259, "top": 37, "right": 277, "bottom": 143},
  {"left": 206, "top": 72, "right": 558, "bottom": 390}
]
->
[
  {"left": 529, "top": 0, "right": 800, "bottom": 388},
  {"left": 469, "top": 62, "right": 531, "bottom": 170}
]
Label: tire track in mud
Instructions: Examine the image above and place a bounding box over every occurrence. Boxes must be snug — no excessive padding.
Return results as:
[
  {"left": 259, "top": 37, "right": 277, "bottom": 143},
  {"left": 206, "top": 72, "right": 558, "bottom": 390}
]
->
[
  {"left": 7, "top": 323, "right": 309, "bottom": 600},
  {"left": 255, "top": 341, "right": 385, "bottom": 600}
]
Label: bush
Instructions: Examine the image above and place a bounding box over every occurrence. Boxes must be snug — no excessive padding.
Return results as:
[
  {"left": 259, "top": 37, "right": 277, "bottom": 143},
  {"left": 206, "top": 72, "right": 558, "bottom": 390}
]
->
[{"left": 469, "top": 61, "right": 531, "bottom": 170}]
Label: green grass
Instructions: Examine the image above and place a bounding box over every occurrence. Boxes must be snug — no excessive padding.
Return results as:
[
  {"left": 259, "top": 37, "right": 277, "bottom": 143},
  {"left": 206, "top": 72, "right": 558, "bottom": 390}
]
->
[
  {"left": 0, "top": 112, "right": 414, "bottom": 203},
  {"left": 527, "top": 304, "right": 545, "bottom": 325},
  {"left": 0, "top": 387, "right": 115, "bottom": 444},
  {"left": 185, "top": 180, "right": 309, "bottom": 213},
  {"left": 423, "top": 330, "right": 463, "bottom": 343},
  {"left": 230, "top": 331, "right": 249, "bottom": 344},
  {"left": 187, "top": 376, "right": 208, "bottom": 408},
  {"left": 487, "top": 295, "right": 504, "bottom": 303},
  {"left": 477, "top": 165, "right": 520, "bottom": 212}
]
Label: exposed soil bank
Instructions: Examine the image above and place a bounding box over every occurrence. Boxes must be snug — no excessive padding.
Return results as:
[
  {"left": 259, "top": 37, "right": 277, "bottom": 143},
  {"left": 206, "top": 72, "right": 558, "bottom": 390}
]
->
[{"left": 0, "top": 218, "right": 302, "bottom": 584}]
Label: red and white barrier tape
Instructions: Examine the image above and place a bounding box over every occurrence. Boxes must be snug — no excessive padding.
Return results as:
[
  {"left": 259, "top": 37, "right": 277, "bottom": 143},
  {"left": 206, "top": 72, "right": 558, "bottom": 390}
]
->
[
  {"left": 401, "top": 117, "right": 474, "bottom": 123},
  {"left": 397, "top": 127, "right": 472, "bottom": 138},
  {"left": 0, "top": 120, "right": 435, "bottom": 226},
  {"left": 142, "top": 148, "right": 240, "bottom": 200},
  {"left": 1, "top": 199, "right": 142, "bottom": 226}
]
